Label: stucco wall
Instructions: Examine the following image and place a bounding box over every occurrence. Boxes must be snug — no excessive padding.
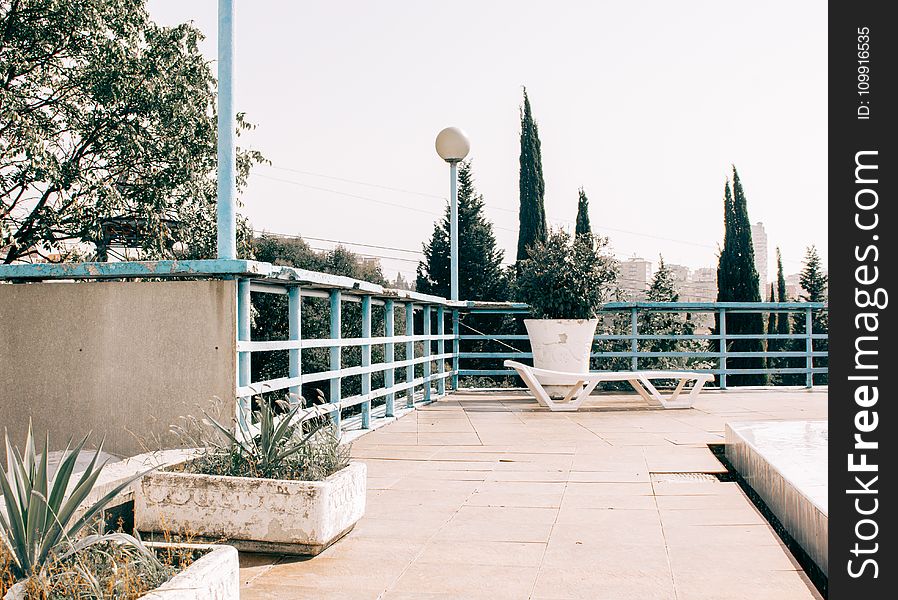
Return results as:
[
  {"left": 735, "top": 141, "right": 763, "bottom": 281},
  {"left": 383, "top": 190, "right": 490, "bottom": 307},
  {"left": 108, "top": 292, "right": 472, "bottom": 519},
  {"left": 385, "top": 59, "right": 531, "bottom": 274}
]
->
[{"left": 0, "top": 279, "right": 237, "bottom": 457}]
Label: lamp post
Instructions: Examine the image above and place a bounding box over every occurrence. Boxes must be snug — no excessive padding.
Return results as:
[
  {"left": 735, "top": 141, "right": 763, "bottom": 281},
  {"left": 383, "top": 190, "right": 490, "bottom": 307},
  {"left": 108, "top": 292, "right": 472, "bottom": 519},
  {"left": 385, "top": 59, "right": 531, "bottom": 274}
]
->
[
  {"left": 435, "top": 127, "right": 469, "bottom": 392},
  {"left": 434, "top": 127, "right": 470, "bottom": 301}
]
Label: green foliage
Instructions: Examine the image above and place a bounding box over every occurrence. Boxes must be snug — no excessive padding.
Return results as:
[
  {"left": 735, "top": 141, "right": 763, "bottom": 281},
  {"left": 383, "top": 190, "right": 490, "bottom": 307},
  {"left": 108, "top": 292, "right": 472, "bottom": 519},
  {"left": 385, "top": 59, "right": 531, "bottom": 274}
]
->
[
  {"left": 639, "top": 256, "right": 709, "bottom": 371},
  {"left": 798, "top": 245, "right": 827, "bottom": 302},
  {"left": 516, "top": 87, "right": 547, "bottom": 263},
  {"left": 250, "top": 234, "right": 391, "bottom": 403},
  {"left": 575, "top": 188, "right": 591, "bottom": 237},
  {"left": 714, "top": 167, "right": 766, "bottom": 385},
  {"left": 0, "top": 0, "right": 266, "bottom": 263},
  {"left": 516, "top": 229, "right": 617, "bottom": 320},
  {"left": 417, "top": 160, "right": 507, "bottom": 301},
  {"left": 183, "top": 400, "right": 350, "bottom": 482},
  {"left": 0, "top": 423, "right": 149, "bottom": 579},
  {"left": 791, "top": 245, "right": 828, "bottom": 384}
]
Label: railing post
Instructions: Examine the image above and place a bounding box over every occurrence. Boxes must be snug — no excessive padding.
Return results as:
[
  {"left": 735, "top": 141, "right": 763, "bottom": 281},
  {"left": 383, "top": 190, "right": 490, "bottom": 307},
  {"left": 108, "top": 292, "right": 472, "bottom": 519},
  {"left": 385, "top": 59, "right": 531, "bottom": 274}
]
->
[
  {"left": 236, "top": 278, "right": 251, "bottom": 431},
  {"left": 718, "top": 308, "right": 727, "bottom": 390},
  {"left": 384, "top": 299, "right": 395, "bottom": 417},
  {"left": 630, "top": 307, "right": 638, "bottom": 371},
  {"left": 329, "top": 290, "right": 342, "bottom": 429},
  {"left": 406, "top": 302, "right": 415, "bottom": 408},
  {"left": 437, "top": 306, "right": 446, "bottom": 396},
  {"left": 452, "top": 309, "right": 460, "bottom": 390},
  {"left": 423, "top": 305, "right": 432, "bottom": 403},
  {"left": 288, "top": 286, "right": 302, "bottom": 404},
  {"left": 805, "top": 307, "right": 814, "bottom": 388},
  {"left": 360, "top": 295, "right": 372, "bottom": 428}
]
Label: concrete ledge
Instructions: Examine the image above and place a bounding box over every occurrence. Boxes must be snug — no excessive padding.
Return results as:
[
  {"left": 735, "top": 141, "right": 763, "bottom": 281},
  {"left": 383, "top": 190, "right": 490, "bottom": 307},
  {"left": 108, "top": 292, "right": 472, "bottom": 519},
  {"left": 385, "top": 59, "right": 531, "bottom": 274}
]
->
[{"left": 725, "top": 420, "right": 828, "bottom": 575}]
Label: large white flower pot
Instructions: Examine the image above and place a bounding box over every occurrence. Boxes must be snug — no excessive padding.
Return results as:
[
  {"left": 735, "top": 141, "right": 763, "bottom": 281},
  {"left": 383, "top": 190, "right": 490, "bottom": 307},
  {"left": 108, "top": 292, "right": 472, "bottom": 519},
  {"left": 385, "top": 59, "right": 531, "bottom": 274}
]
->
[
  {"left": 524, "top": 319, "right": 599, "bottom": 397},
  {"left": 134, "top": 461, "right": 366, "bottom": 555}
]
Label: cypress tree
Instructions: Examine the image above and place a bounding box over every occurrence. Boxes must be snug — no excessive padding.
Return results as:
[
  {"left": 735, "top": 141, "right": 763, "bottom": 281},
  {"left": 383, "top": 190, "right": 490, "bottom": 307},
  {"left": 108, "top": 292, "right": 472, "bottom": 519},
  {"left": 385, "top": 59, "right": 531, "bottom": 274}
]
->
[
  {"left": 575, "top": 187, "right": 592, "bottom": 237},
  {"left": 417, "top": 160, "right": 506, "bottom": 301},
  {"left": 715, "top": 167, "right": 766, "bottom": 386},
  {"left": 516, "top": 87, "right": 547, "bottom": 263},
  {"left": 772, "top": 248, "right": 793, "bottom": 382}
]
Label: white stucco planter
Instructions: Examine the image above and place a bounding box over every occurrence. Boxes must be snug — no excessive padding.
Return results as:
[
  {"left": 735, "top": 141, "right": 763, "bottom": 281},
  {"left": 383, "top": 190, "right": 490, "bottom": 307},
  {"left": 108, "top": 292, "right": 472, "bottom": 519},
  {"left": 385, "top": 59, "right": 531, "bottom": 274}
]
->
[
  {"left": 524, "top": 318, "right": 599, "bottom": 397},
  {"left": 134, "top": 460, "right": 367, "bottom": 555},
  {"left": 4, "top": 543, "right": 238, "bottom": 600}
]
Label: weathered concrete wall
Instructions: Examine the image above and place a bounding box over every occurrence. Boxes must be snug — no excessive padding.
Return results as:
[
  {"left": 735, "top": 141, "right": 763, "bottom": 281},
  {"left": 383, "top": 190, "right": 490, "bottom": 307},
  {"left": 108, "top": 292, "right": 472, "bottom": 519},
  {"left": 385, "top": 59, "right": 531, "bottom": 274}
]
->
[{"left": 0, "top": 280, "right": 236, "bottom": 457}]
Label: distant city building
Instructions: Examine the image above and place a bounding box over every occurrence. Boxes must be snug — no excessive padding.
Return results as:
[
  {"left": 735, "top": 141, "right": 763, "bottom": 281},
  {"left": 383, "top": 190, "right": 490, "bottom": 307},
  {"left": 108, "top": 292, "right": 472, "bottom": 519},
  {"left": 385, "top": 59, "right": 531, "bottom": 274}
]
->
[
  {"left": 618, "top": 256, "right": 652, "bottom": 299},
  {"left": 751, "top": 221, "right": 768, "bottom": 296},
  {"left": 682, "top": 266, "right": 717, "bottom": 303},
  {"left": 392, "top": 272, "right": 414, "bottom": 291}
]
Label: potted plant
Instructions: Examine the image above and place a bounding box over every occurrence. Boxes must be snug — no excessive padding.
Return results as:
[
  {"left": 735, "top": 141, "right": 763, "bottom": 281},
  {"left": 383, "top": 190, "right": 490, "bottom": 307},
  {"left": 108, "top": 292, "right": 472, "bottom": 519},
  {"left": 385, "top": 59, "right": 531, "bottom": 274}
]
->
[
  {"left": 0, "top": 425, "right": 238, "bottom": 599},
  {"left": 135, "top": 399, "right": 366, "bottom": 555},
  {"left": 515, "top": 229, "right": 618, "bottom": 396}
]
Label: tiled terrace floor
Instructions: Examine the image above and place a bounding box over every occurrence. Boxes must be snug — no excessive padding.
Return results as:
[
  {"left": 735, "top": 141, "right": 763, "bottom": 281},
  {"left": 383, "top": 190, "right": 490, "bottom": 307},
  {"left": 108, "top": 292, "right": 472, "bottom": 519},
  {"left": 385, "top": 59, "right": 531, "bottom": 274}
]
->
[{"left": 241, "top": 388, "right": 827, "bottom": 599}]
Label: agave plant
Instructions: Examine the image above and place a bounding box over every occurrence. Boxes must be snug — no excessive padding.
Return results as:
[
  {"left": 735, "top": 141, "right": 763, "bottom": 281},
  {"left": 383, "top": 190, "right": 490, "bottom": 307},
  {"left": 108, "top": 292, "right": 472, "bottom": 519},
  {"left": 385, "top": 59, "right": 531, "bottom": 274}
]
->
[
  {"left": 0, "top": 423, "right": 150, "bottom": 579},
  {"left": 205, "top": 400, "right": 332, "bottom": 479}
]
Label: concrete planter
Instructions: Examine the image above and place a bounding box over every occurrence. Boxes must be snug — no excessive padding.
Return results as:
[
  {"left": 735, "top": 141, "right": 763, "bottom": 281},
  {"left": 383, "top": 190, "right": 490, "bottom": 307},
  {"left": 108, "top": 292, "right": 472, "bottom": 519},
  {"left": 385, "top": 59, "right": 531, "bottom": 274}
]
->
[
  {"left": 135, "top": 460, "right": 367, "bottom": 555},
  {"left": 524, "top": 318, "right": 598, "bottom": 397},
  {"left": 4, "top": 543, "right": 238, "bottom": 600}
]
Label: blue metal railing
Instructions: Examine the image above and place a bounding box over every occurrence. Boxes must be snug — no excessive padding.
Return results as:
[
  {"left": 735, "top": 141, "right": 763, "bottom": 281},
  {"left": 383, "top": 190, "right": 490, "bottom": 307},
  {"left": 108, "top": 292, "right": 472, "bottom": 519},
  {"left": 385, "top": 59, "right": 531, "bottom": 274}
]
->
[
  {"left": 236, "top": 270, "right": 456, "bottom": 431},
  {"left": 455, "top": 301, "right": 828, "bottom": 390}
]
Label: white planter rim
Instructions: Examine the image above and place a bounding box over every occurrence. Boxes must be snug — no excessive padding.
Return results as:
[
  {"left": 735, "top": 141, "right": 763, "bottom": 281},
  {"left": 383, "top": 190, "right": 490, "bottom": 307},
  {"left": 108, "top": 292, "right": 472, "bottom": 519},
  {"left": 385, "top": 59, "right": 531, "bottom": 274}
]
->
[
  {"left": 158, "top": 458, "right": 360, "bottom": 488},
  {"left": 4, "top": 543, "right": 237, "bottom": 600}
]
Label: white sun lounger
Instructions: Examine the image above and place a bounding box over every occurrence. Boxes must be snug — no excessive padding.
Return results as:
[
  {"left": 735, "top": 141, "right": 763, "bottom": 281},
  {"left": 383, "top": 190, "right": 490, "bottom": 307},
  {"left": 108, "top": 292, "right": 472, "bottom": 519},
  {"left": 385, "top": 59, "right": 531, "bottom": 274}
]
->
[{"left": 504, "top": 360, "right": 714, "bottom": 412}]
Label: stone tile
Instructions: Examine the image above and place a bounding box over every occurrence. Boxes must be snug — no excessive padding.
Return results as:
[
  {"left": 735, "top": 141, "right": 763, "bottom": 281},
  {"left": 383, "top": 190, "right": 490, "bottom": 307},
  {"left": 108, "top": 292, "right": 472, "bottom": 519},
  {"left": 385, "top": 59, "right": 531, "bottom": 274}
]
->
[
  {"left": 531, "top": 566, "right": 677, "bottom": 599},
  {"left": 388, "top": 562, "right": 538, "bottom": 599},
  {"left": 662, "top": 523, "right": 785, "bottom": 547},
  {"left": 659, "top": 506, "right": 767, "bottom": 526},
  {"left": 561, "top": 492, "right": 657, "bottom": 510},
  {"left": 467, "top": 489, "right": 564, "bottom": 508},
  {"left": 415, "top": 540, "right": 545, "bottom": 567},
  {"left": 568, "top": 469, "right": 650, "bottom": 482},
  {"left": 672, "top": 570, "right": 820, "bottom": 599}
]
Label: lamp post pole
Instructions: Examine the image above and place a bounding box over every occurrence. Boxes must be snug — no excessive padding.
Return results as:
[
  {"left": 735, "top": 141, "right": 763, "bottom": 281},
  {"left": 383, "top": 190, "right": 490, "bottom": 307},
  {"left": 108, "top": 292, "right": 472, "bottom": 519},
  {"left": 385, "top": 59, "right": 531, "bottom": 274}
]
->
[
  {"left": 449, "top": 160, "right": 459, "bottom": 301},
  {"left": 217, "top": 0, "right": 237, "bottom": 260}
]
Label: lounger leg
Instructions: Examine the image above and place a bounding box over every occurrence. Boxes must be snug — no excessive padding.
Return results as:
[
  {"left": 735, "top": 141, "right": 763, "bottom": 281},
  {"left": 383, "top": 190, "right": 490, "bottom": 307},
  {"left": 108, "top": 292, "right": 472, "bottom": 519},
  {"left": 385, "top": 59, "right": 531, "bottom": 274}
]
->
[
  {"left": 568, "top": 378, "right": 602, "bottom": 410},
  {"left": 628, "top": 378, "right": 657, "bottom": 405}
]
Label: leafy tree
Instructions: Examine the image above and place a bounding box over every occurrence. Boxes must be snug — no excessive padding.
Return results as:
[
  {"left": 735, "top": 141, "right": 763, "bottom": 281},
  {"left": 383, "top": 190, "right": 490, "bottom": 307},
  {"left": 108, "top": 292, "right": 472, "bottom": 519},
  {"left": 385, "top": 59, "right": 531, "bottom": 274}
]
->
[
  {"left": 575, "top": 187, "right": 591, "bottom": 237},
  {"left": 714, "top": 168, "right": 766, "bottom": 385},
  {"left": 416, "top": 160, "right": 506, "bottom": 301},
  {"left": 640, "top": 256, "right": 706, "bottom": 370},
  {"left": 0, "top": 0, "right": 265, "bottom": 263},
  {"left": 516, "top": 87, "right": 547, "bottom": 264}
]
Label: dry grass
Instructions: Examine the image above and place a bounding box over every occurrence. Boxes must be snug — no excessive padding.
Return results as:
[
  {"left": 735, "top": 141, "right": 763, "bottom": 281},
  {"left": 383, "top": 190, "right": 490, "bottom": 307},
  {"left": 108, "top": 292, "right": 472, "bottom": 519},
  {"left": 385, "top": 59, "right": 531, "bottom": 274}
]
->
[{"left": 1, "top": 543, "right": 16, "bottom": 597}]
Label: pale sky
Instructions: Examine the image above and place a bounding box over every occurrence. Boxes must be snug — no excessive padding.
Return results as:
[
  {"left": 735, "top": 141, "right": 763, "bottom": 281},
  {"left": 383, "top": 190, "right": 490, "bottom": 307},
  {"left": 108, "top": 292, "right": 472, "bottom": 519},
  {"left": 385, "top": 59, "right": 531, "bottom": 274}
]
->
[{"left": 148, "top": 1, "right": 827, "bottom": 283}]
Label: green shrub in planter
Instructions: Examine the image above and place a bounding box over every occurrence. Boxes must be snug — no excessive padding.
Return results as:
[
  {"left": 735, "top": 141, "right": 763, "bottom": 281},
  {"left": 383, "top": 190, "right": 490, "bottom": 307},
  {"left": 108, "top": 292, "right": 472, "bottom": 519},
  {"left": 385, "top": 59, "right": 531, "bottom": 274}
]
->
[{"left": 516, "top": 229, "right": 618, "bottom": 319}]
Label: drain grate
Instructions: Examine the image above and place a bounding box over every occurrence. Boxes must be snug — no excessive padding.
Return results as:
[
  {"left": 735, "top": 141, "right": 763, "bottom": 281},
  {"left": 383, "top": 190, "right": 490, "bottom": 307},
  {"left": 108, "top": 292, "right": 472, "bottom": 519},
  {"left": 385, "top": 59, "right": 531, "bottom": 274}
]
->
[{"left": 651, "top": 472, "right": 719, "bottom": 483}]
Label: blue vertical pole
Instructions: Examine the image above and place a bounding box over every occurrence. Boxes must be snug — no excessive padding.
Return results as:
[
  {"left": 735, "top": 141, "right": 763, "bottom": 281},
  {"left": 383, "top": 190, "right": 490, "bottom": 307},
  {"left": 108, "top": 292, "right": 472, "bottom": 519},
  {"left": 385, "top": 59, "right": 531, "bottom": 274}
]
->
[
  {"left": 423, "top": 305, "right": 432, "bottom": 403},
  {"left": 329, "top": 290, "right": 342, "bottom": 429},
  {"left": 288, "top": 286, "right": 301, "bottom": 404},
  {"left": 384, "top": 300, "right": 395, "bottom": 417},
  {"left": 437, "top": 306, "right": 446, "bottom": 396},
  {"left": 719, "top": 308, "right": 727, "bottom": 390},
  {"left": 450, "top": 161, "right": 459, "bottom": 301},
  {"left": 236, "top": 278, "right": 251, "bottom": 430},
  {"left": 216, "top": 0, "right": 237, "bottom": 259},
  {"left": 361, "top": 296, "right": 372, "bottom": 428},
  {"left": 406, "top": 302, "right": 415, "bottom": 408},
  {"left": 805, "top": 307, "right": 814, "bottom": 388},
  {"left": 452, "top": 309, "right": 459, "bottom": 390},
  {"left": 630, "top": 308, "right": 638, "bottom": 371}
]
